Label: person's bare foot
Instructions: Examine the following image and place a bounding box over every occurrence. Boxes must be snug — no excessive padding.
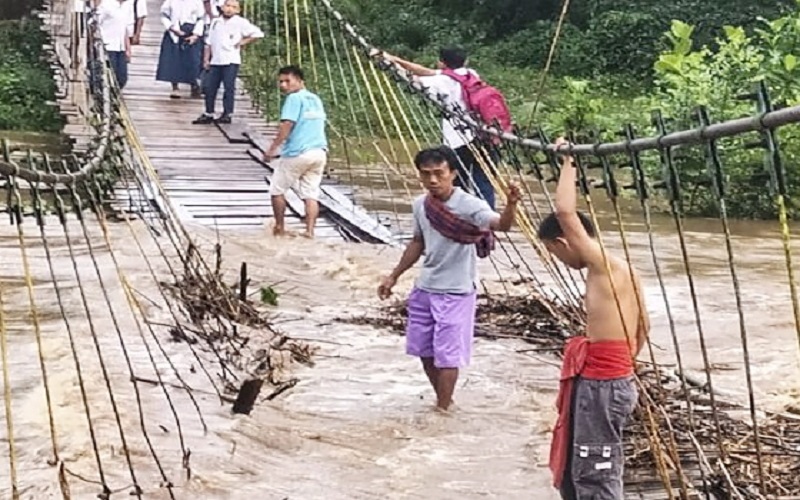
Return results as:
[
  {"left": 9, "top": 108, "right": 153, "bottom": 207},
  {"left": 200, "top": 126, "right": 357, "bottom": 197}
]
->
[
  {"left": 434, "top": 405, "right": 453, "bottom": 415},
  {"left": 302, "top": 231, "right": 314, "bottom": 239},
  {"left": 272, "top": 225, "right": 285, "bottom": 237}
]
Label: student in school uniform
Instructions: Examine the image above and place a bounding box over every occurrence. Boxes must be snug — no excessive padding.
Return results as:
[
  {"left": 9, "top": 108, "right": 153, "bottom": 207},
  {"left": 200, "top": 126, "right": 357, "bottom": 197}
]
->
[
  {"left": 197, "top": 0, "right": 225, "bottom": 93},
  {"left": 192, "top": 0, "right": 263, "bottom": 124},
  {"left": 203, "top": 0, "right": 225, "bottom": 23},
  {"left": 131, "top": 0, "right": 147, "bottom": 45},
  {"left": 156, "top": 0, "right": 205, "bottom": 99},
  {"left": 95, "top": 0, "right": 134, "bottom": 89}
]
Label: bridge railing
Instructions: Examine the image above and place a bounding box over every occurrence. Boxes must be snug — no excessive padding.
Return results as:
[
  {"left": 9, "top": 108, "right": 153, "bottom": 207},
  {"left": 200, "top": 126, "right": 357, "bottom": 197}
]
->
[{"left": 248, "top": 0, "right": 800, "bottom": 497}]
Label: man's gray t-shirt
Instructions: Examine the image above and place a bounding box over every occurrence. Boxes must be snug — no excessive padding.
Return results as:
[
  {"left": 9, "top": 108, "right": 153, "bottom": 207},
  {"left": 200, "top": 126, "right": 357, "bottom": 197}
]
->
[{"left": 413, "top": 188, "right": 500, "bottom": 294}]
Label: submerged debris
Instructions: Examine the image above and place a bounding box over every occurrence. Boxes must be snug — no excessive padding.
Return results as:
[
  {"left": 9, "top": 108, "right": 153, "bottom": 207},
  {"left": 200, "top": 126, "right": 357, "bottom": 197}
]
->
[
  {"left": 339, "top": 293, "right": 800, "bottom": 498},
  {"left": 162, "top": 243, "right": 316, "bottom": 400}
]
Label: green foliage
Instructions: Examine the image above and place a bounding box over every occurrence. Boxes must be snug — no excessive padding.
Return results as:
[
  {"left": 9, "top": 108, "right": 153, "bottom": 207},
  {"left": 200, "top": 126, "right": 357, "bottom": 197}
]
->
[
  {"left": 0, "top": 18, "right": 63, "bottom": 132},
  {"left": 338, "top": 0, "right": 795, "bottom": 80},
  {"left": 260, "top": 285, "right": 279, "bottom": 307},
  {"left": 648, "top": 16, "right": 800, "bottom": 218},
  {"left": 250, "top": 0, "right": 800, "bottom": 219},
  {"left": 584, "top": 11, "right": 662, "bottom": 79}
]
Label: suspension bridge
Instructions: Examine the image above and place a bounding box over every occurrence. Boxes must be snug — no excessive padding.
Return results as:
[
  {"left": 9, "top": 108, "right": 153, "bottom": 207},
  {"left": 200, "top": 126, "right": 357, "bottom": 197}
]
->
[{"left": 1, "top": 0, "right": 799, "bottom": 498}]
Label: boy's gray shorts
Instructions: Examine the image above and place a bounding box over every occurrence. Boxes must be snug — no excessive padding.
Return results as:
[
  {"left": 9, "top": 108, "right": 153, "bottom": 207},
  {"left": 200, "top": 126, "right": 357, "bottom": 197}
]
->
[{"left": 560, "top": 376, "right": 638, "bottom": 500}]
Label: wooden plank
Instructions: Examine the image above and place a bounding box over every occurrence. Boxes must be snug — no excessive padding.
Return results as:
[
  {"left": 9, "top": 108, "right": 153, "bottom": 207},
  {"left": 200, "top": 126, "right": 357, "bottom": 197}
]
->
[
  {"left": 216, "top": 121, "right": 252, "bottom": 143},
  {"left": 247, "top": 138, "right": 398, "bottom": 245}
]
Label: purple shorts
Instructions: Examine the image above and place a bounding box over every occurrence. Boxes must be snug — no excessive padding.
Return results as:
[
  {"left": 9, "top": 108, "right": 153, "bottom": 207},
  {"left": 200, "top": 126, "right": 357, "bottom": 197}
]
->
[{"left": 405, "top": 287, "right": 477, "bottom": 368}]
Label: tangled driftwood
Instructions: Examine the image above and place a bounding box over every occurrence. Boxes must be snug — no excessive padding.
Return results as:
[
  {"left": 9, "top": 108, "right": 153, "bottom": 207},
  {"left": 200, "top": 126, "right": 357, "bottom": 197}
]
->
[{"left": 162, "top": 244, "right": 316, "bottom": 412}]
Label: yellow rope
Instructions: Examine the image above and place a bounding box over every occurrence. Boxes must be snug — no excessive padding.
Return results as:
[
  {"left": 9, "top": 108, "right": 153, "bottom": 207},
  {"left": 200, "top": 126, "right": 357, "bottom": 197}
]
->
[
  {"left": 302, "top": 0, "right": 319, "bottom": 86},
  {"left": 776, "top": 194, "right": 800, "bottom": 358},
  {"left": 571, "top": 161, "right": 677, "bottom": 497},
  {"left": 524, "top": 0, "right": 571, "bottom": 128},
  {"left": 378, "top": 72, "right": 422, "bottom": 151},
  {"left": 13, "top": 178, "right": 61, "bottom": 468},
  {"left": 351, "top": 46, "right": 401, "bottom": 166},
  {"left": 608, "top": 193, "right": 688, "bottom": 495},
  {"left": 293, "top": 0, "right": 302, "bottom": 66},
  {"left": 0, "top": 253, "right": 18, "bottom": 499},
  {"left": 365, "top": 57, "right": 416, "bottom": 167},
  {"left": 282, "top": 0, "right": 291, "bottom": 64}
]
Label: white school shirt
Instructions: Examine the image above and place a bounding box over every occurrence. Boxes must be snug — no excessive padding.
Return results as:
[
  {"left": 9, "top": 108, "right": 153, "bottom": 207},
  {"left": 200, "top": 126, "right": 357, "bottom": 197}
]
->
[
  {"left": 134, "top": 0, "right": 147, "bottom": 19},
  {"left": 160, "top": 0, "right": 205, "bottom": 42},
  {"left": 203, "top": 0, "right": 225, "bottom": 24},
  {"left": 418, "top": 68, "right": 478, "bottom": 150},
  {"left": 205, "top": 15, "right": 264, "bottom": 66},
  {"left": 96, "top": 0, "right": 135, "bottom": 52}
]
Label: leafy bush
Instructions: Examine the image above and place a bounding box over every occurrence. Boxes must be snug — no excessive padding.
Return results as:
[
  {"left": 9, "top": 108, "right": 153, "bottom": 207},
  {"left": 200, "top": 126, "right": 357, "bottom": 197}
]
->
[
  {"left": 584, "top": 11, "right": 663, "bottom": 79},
  {"left": 650, "top": 18, "right": 800, "bottom": 218},
  {"left": 0, "top": 18, "right": 62, "bottom": 132}
]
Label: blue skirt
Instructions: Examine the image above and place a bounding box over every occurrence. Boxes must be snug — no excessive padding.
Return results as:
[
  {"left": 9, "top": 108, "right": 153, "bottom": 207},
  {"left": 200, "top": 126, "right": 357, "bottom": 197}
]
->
[{"left": 155, "top": 23, "right": 203, "bottom": 85}]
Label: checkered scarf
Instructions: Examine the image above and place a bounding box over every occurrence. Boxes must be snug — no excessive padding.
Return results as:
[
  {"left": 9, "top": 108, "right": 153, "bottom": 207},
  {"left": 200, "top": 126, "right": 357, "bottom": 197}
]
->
[{"left": 424, "top": 194, "right": 494, "bottom": 258}]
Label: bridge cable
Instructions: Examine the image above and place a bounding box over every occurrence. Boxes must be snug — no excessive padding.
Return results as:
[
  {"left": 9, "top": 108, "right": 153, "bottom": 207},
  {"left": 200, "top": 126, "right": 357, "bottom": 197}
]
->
[
  {"left": 565, "top": 137, "right": 677, "bottom": 497},
  {"left": 42, "top": 156, "right": 110, "bottom": 498},
  {"left": 10, "top": 165, "right": 69, "bottom": 497},
  {"left": 697, "top": 107, "right": 766, "bottom": 490}
]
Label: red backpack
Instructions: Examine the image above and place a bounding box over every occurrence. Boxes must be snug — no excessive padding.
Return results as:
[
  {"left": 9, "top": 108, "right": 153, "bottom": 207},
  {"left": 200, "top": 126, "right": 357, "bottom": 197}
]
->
[{"left": 442, "top": 69, "right": 513, "bottom": 144}]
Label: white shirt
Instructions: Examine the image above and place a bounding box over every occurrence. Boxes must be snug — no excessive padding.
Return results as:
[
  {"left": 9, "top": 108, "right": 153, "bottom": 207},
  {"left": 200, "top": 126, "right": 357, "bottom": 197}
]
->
[
  {"left": 96, "top": 0, "right": 135, "bottom": 52},
  {"left": 205, "top": 15, "right": 264, "bottom": 66},
  {"left": 134, "top": 0, "right": 147, "bottom": 19},
  {"left": 203, "top": 0, "right": 225, "bottom": 24},
  {"left": 418, "top": 68, "right": 478, "bottom": 149},
  {"left": 160, "top": 0, "right": 205, "bottom": 41}
]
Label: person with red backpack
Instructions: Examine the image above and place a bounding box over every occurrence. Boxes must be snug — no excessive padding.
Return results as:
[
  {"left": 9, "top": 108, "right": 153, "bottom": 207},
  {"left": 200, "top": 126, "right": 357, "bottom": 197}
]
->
[{"left": 377, "top": 47, "right": 513, "bottom": 209}]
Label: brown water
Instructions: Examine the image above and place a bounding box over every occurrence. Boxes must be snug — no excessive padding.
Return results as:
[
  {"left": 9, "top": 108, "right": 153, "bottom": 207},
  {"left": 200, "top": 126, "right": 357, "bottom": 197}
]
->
[
  {"left": 0, "top": 176, "right": 798, "bottom": 499},
  {"left": 3, "top": 2, "right": 799, "bottom": 492}
]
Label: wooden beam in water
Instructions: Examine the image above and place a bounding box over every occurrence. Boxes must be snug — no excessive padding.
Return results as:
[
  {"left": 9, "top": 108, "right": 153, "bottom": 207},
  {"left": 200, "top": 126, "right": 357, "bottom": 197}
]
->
[{"left": 246, "top": 137, "right": 398, "bottom": 246}]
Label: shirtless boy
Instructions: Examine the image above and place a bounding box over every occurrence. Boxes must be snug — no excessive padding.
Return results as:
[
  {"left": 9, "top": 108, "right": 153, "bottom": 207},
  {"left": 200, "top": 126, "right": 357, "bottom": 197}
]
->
[
  {"left": 378, "top": 146, "right": 520, "bottom": 412},
  {"left": 540, "top": 137, "right": 650, "bottom": 499}
]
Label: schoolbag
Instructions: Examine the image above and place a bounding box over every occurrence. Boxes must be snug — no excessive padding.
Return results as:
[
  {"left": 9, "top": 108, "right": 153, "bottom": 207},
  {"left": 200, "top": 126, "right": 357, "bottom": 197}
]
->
[{"left": 441, "top": 69, "right": 513, "bottom": 144}]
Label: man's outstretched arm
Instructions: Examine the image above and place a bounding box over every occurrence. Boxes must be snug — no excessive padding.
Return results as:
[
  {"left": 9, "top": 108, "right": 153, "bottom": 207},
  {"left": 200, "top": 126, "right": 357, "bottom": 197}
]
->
[{"left": 373, "top": 51, "right": 438, "bottom": 77}]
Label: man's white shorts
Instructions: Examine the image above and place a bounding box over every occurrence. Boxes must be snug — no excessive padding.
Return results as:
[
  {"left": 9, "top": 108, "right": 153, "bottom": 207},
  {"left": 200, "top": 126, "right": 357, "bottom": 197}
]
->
[{"left": 268, "top": 149, "right": 327, "bottom": 200}]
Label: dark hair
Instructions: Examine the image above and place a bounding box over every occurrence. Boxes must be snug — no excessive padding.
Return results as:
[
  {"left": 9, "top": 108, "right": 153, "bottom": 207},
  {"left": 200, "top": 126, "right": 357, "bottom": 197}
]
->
[
  {"left": 278, "top": 65, "right": 304, "bottom": 80},
  {"left": 414, "top": 146, "right": 458, "bottom": 171},
  {"left": 537, "top": 212, "right": 596, "bottom": 240},
  {"left": 439, "top": 47, "right": 467, "bottom": 69}
]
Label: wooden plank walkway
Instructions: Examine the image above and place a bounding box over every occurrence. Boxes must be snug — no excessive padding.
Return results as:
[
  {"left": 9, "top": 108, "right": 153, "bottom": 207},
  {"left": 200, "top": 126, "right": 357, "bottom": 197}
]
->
[{"left": 121, "top": 0, "right": 396, "bottom": 244}]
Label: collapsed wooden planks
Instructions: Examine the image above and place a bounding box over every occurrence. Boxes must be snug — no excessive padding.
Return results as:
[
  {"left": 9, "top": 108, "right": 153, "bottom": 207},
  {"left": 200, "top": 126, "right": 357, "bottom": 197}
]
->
[{"left": 117, "top": 13, "right": 397, "bottom": 244}]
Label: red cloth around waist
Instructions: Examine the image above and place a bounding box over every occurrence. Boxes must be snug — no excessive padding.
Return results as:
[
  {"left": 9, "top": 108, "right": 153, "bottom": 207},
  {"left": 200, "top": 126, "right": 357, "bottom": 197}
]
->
[{"left": 548, "top": 337, "right": 634, "bottom": 488}]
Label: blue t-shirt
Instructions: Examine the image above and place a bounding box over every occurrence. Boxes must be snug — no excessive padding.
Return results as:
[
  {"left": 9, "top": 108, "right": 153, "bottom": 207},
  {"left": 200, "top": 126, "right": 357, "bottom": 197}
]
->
[{"left": 280, "top": 89, "right": 328, "bottom": 158}]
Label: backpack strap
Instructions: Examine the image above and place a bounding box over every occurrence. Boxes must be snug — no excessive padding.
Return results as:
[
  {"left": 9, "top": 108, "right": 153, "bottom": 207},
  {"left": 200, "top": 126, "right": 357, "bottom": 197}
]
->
[{"left": 441, "top": 68, "right": 470, "bottom": 84}]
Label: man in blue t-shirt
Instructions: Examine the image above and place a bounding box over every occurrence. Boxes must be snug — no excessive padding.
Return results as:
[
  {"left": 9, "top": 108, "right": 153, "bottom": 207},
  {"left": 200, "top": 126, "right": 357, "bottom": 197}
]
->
[{"left": 263, "top": 65, "right": 328, "bottom": 238}]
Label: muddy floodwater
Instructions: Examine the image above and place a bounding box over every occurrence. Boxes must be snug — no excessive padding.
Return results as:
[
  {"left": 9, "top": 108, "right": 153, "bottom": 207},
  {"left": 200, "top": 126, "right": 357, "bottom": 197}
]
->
[{"left": 0, "top": 184, "right": 797, "bottom": 499}]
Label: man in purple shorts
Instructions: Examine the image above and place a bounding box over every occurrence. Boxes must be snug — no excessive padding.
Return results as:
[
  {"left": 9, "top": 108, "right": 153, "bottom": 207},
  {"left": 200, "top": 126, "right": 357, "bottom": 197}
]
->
[{"left": 378, "top": 146, "right": 521, "bottom": 412}]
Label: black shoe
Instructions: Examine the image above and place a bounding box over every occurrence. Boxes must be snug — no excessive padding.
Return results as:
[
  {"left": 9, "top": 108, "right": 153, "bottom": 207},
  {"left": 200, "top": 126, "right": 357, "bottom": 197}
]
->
[
  {"left": 192, "top": 114, "right": 215, "bottom": 125},
  {"left": 216, "top": 114, "right": 232, "bottom": 124}
]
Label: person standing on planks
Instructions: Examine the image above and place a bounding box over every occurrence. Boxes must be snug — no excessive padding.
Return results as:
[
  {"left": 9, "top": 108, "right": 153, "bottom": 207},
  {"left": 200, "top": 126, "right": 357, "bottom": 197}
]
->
[
  {"left": 156, "top": 0, "right": 205, "bottom": 99},
  {"left": 130, "top": 0, "right": 147, "bottom": 46},
  {"left": 263, "top": 66, "right": 329, "bottom": 239},
  {"left": 94, "top": 0, "right": 134, "bottom": 89},
  {"left": 191, "top": 0, "right": 263, "bottom": 124}
]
